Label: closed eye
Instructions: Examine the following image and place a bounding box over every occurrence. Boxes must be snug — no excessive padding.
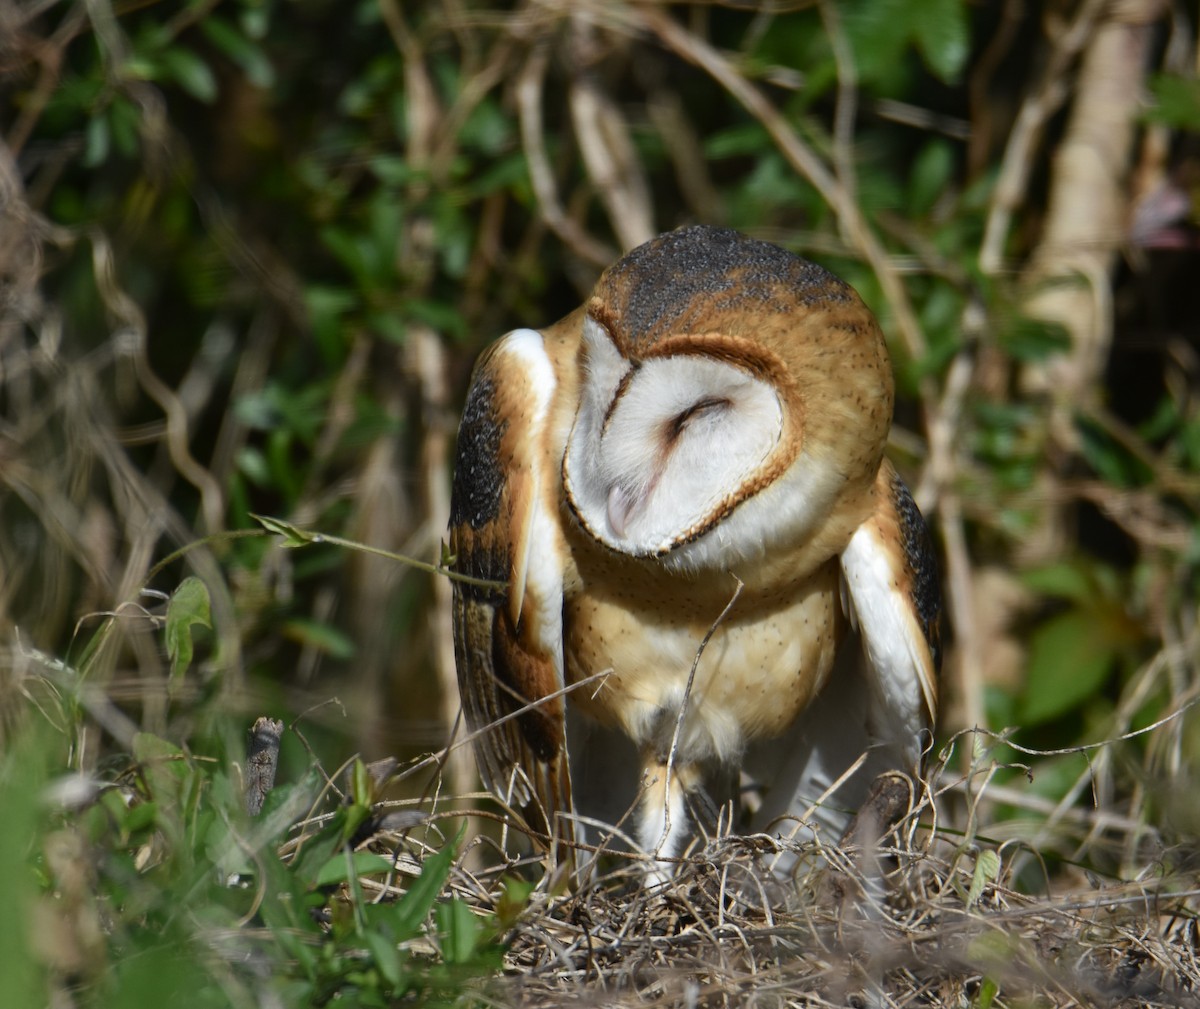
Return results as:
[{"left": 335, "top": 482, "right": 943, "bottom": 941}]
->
[{"left": 664, "top": 396, "right": 732, "bottom": 444}]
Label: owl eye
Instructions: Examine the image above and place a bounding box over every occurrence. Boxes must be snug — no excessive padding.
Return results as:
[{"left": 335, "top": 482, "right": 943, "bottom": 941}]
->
[{"left": 664, "top": 396, "right": 731, "bottom": 444}]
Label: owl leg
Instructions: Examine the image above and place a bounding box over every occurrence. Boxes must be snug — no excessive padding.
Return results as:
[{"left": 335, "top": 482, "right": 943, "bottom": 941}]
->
[
  {"left": 639, "top": 752, "right": 744, "bottom": 883},
  {"left": 637, "top": 756, "right": 691, "bottom": 884}
]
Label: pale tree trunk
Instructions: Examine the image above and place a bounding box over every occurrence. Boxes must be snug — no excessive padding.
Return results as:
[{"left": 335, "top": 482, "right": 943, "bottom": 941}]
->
[
  {"left": 1015, "top": 0, "right": 1164, "bottom": 563},
  {"left": 1021, "top": 0, "right": 1165, "bottom": 403}
]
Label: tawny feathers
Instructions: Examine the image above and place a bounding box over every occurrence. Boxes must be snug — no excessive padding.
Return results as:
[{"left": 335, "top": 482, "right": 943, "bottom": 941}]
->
[{"left": 449, "top": 226, "right": 941, "bottom": 877}]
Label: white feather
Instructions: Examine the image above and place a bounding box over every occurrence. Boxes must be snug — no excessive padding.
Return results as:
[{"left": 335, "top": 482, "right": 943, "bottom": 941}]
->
[
  {"left": 498, "top": 327, "right": 557, "bottom": 418},
  {"left": 495, "top": 329, "right": 566, "bottom": 670},
  {"left": 839, "top": 521, "right": 933, "bottom": 763}
]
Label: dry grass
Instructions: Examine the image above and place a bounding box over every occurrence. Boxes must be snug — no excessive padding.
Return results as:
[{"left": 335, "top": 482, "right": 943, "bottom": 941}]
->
[
  {"left": 496, "top": 850, "right": 1199, "bottom": 1007},
  {"left": 355, "top": 728, "right": 1200, "bottom": 1009}
]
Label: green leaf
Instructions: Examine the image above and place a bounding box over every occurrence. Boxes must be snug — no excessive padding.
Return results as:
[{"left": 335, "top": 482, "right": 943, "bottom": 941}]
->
[
  {"left": 975, "top": 976, "right": 999, "bottom": 1009},
  {"left": 436, "top": 898, "right": 481, "bottom": 965},
  {"left": 846, "top": 0, "right": 968, "bottom": 87},
  {"left": 165, "top": 577, "right": 212, "bottom": 685},
  {"left": 460, "top": 96, "right": 513, "bottom": 155},
  {"left": 314, "top": 851, "right": 394, "bottom": 888},
  {"left": 132, "top": 733, "right": 192, "bottom": 811},
  {"left": 200, "top": 17, "right": 275, "bottom": 89},
  {"left": 83, "top": 115, "right": 110, "bottom": 168},
  {"left": 914, "top": 0, "right": 969, "bottom": 83},
  {"left": 387, "top": 828, "right": 462, "bottom": 940},
  {"left": 406, "top": 299, "right": 467, "bottom": 338},
  {"left": 242, "top": 772, "right": 322, "bottom": 848},
  {"left": 363, "top": 930, "right": 405, "bottom": 987},
  {"left": 966, "top": 929, "right": 1026, "bottom": 971},
  {"left": 258, "top": 845, "right": 324, "bottom": 968},
  {"left": 845, "top": 0, "right": 912, "bottom": 88},
  {"left": 304, "top": 285, "right": 357, "bottom": 360},
  {"left": 1025, "top": 752, "right": 1091, "bottom": 805},
  {"left": 291, "top": 805, "right": 369, "bottom": 885},
  {"left": 1019, "top": 609, "right": 1116, "bottom": 725},
  {"left": 1138, "top": 395, "right": 1179, "bottom": 443},
  {"left": 110, "top": 97, "right": 142, "bottom": 158},
  {"left": 282, "top": 619, "right": 355, "bottom": 660},
  {"left": 131, "top": 730, "right": 183, "bottom": 764},
  {"left": 366, "top": 155, "right": 413, "bottom": 185},
  {"left": 349, "top": 758, "right": 374, "bottom": 807},
  {"left": 1019, "top": 562, "right": 1095, "bottom": 603},
  {"left": 703, "top": 122, "right": 771, "bottom": 159},
  {"left": 159, "top": 47, "right": 218, "bottom": 103},
  {"left": 122, "top": 56, "right": 158, "bottom": 81},
  {"left": 916, "top": 277, "right": 966, "bottom": 357},
  {"left": 121, "top": 800, "right": 158, "bottom": 836},
  {"left": 908, "top": 139, "right": 954, "bottom": 216},
  {"left": 967, "top": 849, "right": 1001, "bottom": 908},
  {"left": 236, "top": 447, "right": 270, "bottom": 486},
  {"left": 0, "top": 726, "right": 50, "bottom": 1005},
  {"left": 319, "top": 225, "right": 375, "bottom": 287},
  {"left": 291, "top": 840, "right": 343, "bottom": 891},
  {"left": 252, "top": 513, "right": 319, "bottom": 547},
  {"left": 240, "top": 5, "right": 269, "bottom": 40},
  {"left": 998, "top": 315, "right": 1071, "bottom": 362},
  {"left": 1075, "top": 416, "right": 1154, "bottom": 487},
  {"left": 368, "top": 311, "right": 408, "bottom": 345},
  {"left": 1145, "top": 74, "right": 1200, "bottom": 130},
  {"left": 494, "top": 876, "right": 533, "bottom": 930},
  {"left": 465, "top": 153, "right": 528, "bottom": 198}
]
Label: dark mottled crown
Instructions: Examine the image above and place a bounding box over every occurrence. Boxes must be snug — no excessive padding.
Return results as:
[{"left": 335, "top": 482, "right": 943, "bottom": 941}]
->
[{"left": 592, "top": 226, "right": 856, "bottom": 352}]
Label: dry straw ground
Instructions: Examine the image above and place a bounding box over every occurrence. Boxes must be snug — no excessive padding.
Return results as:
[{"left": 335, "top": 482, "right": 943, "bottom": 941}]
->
[{"left": 352, "top": 731, "right": 1200, "bottom": 1008}]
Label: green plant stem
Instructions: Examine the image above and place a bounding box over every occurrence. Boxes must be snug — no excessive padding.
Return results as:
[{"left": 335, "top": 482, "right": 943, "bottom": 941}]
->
[{"left": 145, "top": 523, "right": 506, "bottom": 592}]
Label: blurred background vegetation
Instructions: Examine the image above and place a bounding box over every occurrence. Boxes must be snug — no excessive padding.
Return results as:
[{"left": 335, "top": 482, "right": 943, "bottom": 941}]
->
[{"left": 2, "top": 0, "right": 1200, "bottom": 1000}]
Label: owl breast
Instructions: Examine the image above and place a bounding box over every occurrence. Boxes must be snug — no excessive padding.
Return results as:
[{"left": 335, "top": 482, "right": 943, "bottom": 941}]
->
[{"left": 562, "top": 538, "right": 845, "bottom": 769}]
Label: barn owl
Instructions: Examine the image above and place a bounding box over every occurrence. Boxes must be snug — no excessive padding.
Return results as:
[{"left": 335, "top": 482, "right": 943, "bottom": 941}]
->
[{"left": 449, "top": 226, "right": 940, "bottom": 879}]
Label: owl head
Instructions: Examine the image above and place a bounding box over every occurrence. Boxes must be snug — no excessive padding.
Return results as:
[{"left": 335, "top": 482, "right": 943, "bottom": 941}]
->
[{"left": 561, "top": 226, "right": 894, "bottom": 575}]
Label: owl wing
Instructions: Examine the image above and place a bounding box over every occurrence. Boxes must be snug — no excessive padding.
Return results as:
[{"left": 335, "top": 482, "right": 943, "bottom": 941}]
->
[
  {"left": 448, "top": 328, "right": 573, "bottom": 849},
  {"left": 745, "top": 460, "right": 940, "bottom": 845},
  {"left": 838, "top": 458, "right": 941, "bottom": 767}
]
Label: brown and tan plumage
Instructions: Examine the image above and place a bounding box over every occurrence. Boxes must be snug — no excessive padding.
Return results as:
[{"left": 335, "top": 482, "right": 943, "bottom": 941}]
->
[{"left": 449, "top": 226, "right": 940, "bottom": 878}]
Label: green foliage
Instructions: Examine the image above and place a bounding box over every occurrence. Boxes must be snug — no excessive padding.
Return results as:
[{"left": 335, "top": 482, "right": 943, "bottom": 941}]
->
[
  {"left": 165, "top": 576, "right": 212, "bottom": 686},
  {"left": 0, "top": 729, "right": 45, "bottom": 1007},
  {"left": 1145, "top": 74, "right": 1200, "bottom": 131},
  {"left": 1016, "top": 561, "right": 1143, "bottom": 727},
  {"left": 966, "top": 849, "right": 1001, "bottom": 909},
  {"left": 847, "top": 0, "right": 969, "bottom": 86},
  {"left": 996, "top": 316, "right": 1071, "bottom": 363},
  {"left": 973, "top": 976, "right": 999, "bottom": 1009},
  {"left": 2, "top": 603, "right": 505, "bottom": 1008}
]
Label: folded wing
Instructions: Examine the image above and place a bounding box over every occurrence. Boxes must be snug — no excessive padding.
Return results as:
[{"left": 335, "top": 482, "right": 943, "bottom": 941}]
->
[
  {"left": 448, "top": 329, "right": 572, "bottom": 851},
  {"left": 839, "top": 459, "right": 940, "bottom": 769}
]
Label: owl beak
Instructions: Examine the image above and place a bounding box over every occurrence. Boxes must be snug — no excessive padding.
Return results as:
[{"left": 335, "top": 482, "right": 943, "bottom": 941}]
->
[{"left": 607, "top": 484, "right": 636, "bottom": 539}]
